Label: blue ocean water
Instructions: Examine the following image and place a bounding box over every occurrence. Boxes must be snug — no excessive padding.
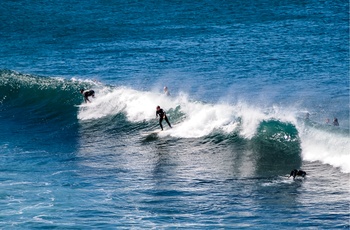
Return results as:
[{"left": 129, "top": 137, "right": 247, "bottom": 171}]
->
[{"left": 0, "top": 0, "right": 349, "bottom": 229}]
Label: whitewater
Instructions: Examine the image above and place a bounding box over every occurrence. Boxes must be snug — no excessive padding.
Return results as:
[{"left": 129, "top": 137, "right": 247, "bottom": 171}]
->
[{"left": 76, "top": 83, "right": 349, "bottom": 173}]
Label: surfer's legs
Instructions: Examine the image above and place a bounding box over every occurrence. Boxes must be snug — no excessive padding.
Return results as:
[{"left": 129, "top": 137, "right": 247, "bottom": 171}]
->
[
  {"left": 159, "top": 117, "right": 164, "bottom": 130},
  {"left": 164, "top": 116, "right": 172, "bottom": 128}
]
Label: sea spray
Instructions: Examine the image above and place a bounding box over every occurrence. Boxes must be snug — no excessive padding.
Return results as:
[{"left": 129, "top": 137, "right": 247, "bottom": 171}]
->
[{"left": 298, "top": 124, "right": 350, "bottom": 173}]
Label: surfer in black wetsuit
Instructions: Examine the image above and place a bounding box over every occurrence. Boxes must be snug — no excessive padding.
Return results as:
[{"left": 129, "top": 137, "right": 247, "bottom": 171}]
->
[
  {"left": 156, "top": 105, "right": 172, "bottom": 131},
  {"left": 80, "top": 89, "right": 95, "bottom": 103},
  {"left": 333, "top": 118, "right": 339, "bottom": 126}
]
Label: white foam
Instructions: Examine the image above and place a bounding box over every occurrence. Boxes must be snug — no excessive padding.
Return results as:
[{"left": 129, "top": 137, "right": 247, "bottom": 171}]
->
[
  {"left": 298, "top": 125, "right": 350, "bottom": 173},
  {"left": 78, "top": 87, "right": 297, "bottom": 138},
  {"left": 78, "top": 87, "right": 254, "bottom": 137},
  {"left": 77, "top": 87, "right": 177, "bottom": 121},
  {"left": 77, "top": 86, "right": 350, "bottom": 173}
]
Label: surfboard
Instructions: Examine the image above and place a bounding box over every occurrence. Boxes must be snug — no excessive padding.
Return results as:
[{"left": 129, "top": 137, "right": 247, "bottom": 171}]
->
[
  {"left": 140, "top": 130, "right": 161, "bottom": 137},
  {"left": 74, "top": 104, "right": 89, "bottom": 108}
]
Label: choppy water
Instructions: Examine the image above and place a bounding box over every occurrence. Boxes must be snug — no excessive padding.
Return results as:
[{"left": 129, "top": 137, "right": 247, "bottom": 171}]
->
[{"left": 0, "top": 0, "right": 349, "bottom": 228}]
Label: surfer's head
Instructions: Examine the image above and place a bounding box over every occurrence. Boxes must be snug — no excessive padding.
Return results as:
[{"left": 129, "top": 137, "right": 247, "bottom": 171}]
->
[
  {"left": 80, "top": 89, "right": 84, "bottom": 93},
  {"left": 156, "top": 105, "right": 160, "bottom": 110}
]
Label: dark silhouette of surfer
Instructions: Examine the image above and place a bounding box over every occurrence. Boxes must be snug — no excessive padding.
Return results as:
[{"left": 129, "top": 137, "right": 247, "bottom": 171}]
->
[
  {"left": 80, "top": 89, "right": 95, "bottom": 103},
  {"left": 333, "top": 118, "right": 339, "bottom": 126},
  {"left": 156, "top": 106, "right": 172, "bottom": 131}
]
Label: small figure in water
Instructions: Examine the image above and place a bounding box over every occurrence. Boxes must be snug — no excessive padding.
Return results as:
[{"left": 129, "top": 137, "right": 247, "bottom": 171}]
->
[
  {"left": 164, "top": 86, "right": 170, "bottom": 96},
  {"left": 333, "top": 118, "right": 339, "bottom": 126},
  {"left": 289, "top": 169, "right": 306, "bottom": 179},
  {"left": 80, "top": 89, "right": 95, "bottom": 103},
  {"left": 156, "top": 105, "right": 172, "bottom": 131}
]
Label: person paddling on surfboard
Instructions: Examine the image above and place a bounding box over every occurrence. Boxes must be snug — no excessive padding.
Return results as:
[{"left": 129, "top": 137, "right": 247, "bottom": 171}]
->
[
  {"left": 80, "top": 89, "right": 95, "bottom": 103},
  {"left": 156, "top": 105, "right": 172, "bottom": 131}
]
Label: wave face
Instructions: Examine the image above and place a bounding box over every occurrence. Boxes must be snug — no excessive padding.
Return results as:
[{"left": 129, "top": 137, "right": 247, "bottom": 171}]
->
[
  {"left": 0, "top": 70, "right": 93, "bottom": 152},
  {"left": 1, "top": 71, "right": 349, "bottom": 173},
  {"left": 1, "top": 70, "right": 81, "bottom": 115}
]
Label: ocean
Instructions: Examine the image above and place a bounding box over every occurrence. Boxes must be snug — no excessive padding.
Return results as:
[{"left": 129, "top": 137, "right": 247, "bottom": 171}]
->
[{"left": 0, "top": 0, "right": 349, "bottom": 229}]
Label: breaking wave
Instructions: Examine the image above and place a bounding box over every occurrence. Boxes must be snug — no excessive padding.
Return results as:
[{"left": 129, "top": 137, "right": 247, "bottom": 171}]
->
[{"left": 1, "top": 70, "right": 349, "bottom": 173}]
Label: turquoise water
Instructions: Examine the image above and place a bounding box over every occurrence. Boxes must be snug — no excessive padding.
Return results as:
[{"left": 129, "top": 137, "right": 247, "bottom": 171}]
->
[{"left": 0, "top": 0, "right": 349, "bottom": 228}]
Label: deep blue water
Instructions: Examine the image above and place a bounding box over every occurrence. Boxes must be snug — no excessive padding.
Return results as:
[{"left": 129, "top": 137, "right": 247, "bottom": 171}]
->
[{"left": 0, "top": 0, "right": 349, "bottom": 228}]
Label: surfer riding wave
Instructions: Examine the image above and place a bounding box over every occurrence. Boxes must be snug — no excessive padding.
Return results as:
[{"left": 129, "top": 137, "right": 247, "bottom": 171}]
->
[{"left": 156, "top": 105, "right": 172, "bottom": 131}]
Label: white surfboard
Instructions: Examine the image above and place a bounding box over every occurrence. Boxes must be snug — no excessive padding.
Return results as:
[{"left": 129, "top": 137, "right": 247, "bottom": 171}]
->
[
  {"left": 74, "top": 104, "right": 90, "bottom": 108},
  {"left": 140, "top": 130, "right": 162, "bottom": 137}
]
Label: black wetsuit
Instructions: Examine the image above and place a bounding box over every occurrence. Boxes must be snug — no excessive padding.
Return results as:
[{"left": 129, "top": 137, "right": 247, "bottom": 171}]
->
[
  {"left": 333, "top": 119, "right": 339, "bottom": 126},
  {"left": 83, "top": 90, "right": 95, "bottom": 103},
  {"left": 156, "top": 108, "right": 172, "bottom": 130}
]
